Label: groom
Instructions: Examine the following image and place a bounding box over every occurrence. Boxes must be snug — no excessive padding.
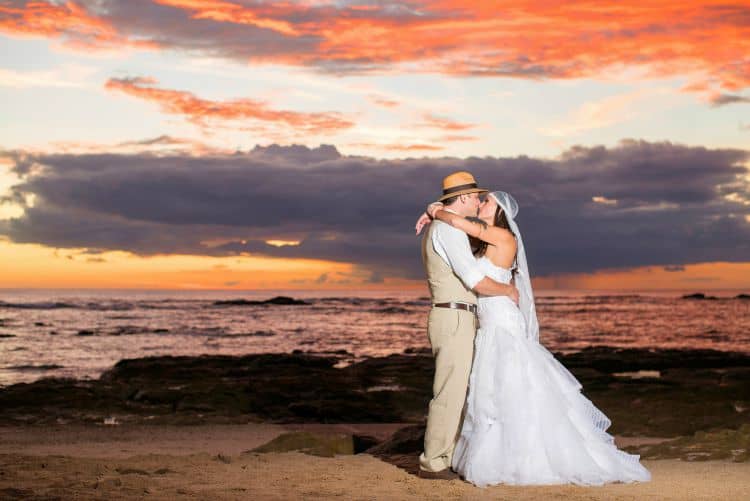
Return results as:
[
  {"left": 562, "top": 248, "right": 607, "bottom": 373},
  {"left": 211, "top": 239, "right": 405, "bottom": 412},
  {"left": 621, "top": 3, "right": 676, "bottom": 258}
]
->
[{"left": 419, "top": 171, "right": 518, "bottom": 479}]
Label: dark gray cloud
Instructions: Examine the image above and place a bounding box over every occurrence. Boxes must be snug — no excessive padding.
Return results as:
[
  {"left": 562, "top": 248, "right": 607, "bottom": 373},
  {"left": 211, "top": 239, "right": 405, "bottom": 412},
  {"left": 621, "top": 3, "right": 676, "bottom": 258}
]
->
[
  {"left": 1, "top": 140, "right": 748, "bottom": 280},
  {"left": 90, "top": 0, "right": 436, "bottom": 68},
  {"left": 709, "top": 93, "right": 750, "bottom": 107},
  {"left": 663, "top": 265, "right": 686, "bottom": 272}
]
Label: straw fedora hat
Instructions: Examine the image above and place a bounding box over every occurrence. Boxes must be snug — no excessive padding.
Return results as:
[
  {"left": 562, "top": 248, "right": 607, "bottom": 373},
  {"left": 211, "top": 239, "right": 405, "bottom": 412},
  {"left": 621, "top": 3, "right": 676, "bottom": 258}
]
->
[{"left": 437, "top": 171, "right": 488, "bottom": 201}]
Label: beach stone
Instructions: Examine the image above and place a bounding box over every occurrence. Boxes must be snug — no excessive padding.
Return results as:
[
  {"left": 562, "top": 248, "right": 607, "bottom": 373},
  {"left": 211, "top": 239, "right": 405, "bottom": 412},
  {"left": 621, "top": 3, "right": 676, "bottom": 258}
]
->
[
  {"left": 628, "top": 424, "right": 750, "bottom": 462},
  {"left": 251, "top": 431, "right": 355, "bottom": 457},
  {"left": 366, "top": 424, "right": 425, "bottom": 456},
  {"left": 0, "top": 487, "right": 36, "bottom": 499},
  {"left": 353, "top": 434, "right": 380, "bottom": 453}
]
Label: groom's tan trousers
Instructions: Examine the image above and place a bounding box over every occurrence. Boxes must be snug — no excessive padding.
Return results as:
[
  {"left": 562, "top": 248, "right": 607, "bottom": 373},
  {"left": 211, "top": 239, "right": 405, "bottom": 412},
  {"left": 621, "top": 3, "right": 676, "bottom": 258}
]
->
[
  {"left": 419, "top": 307, "right": 477, "bottom": 472},
  {"left": 419, "top": 222, "right": 479, "bottom": 472}
]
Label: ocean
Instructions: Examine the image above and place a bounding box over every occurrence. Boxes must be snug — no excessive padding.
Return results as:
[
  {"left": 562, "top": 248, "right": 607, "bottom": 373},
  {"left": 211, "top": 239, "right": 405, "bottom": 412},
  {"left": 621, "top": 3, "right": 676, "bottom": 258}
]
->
[{"left": 0, "top": 288, "right": 748, "bottom": 387}]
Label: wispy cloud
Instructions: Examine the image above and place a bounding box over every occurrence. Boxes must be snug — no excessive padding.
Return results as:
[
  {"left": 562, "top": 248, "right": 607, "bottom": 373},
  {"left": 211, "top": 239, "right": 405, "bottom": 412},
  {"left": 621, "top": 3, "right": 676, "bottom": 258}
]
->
[
  {"left": 45, "top": 135, "right": 222, "bottom": 155},
  {"left": 369, "top": 95, "right": 400, "bottom": 108},
  {"left": 105, "top": 76, "right": 355, "bottom": 134},
  {"left": 539, "top": 89, "right": 669, "bottom": 137},
  {"left": 436, "top": 135, "right": 477, "bottom": 142},
  {"left": 347, "top": 142, "right": 444, "bottom": 152},
  {"left": 417, "top": 113, "right": 475, "bottom": 131}
]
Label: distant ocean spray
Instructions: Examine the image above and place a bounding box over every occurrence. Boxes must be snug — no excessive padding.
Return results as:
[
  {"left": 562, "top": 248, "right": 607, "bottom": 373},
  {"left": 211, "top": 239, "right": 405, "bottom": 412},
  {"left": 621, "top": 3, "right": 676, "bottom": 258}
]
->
[{"left": 0, "top": 289, "right": 748, "bottom": 386}]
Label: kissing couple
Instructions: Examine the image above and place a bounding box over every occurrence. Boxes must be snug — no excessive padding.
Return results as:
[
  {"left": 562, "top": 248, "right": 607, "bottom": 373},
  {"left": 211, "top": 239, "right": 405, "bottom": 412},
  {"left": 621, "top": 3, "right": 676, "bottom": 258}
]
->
[{"left": 414, "top": 171, "right": 651, "bottom": 487}]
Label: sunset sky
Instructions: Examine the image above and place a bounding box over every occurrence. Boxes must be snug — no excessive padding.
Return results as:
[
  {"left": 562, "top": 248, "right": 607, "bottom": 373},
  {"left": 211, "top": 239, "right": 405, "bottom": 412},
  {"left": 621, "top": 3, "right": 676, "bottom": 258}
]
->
[{"left": 1, "top": 0, "right": 748, "bottom": 290}]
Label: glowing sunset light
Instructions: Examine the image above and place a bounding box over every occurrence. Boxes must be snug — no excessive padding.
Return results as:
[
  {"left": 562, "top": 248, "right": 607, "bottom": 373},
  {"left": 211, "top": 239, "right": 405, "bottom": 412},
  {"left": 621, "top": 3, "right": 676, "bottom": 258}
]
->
[{"left": 0, "top": 1, "right": 747, "bottom": 290}]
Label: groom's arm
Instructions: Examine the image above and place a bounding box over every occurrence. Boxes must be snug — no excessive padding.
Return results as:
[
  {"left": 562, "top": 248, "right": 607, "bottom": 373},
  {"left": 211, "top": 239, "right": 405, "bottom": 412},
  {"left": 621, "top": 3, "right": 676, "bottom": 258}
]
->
[
  {"left": 433, "top": 222, "right": 517, "bottom": 301},
  {"left": 474, "top": 277, "right": 518, "bottom": 302}
]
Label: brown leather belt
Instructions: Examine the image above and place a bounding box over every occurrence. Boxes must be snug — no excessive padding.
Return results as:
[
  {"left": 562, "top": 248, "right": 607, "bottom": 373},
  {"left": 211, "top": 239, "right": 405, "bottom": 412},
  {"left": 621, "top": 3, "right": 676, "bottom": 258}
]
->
[{"left": 433, "top": 302, "right": 477, "bottom": 315}]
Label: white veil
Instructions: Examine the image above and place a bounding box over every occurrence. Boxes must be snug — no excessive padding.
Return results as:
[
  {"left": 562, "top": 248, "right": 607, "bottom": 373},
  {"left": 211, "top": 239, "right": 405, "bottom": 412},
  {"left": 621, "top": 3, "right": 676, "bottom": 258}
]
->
[{"left": 488, "top": 191, "right": 539, "bottom": 342}]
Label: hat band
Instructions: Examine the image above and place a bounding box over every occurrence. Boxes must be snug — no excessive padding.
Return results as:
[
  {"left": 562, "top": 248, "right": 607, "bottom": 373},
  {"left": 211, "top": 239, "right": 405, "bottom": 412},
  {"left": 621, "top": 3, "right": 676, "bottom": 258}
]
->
[{"left": 443, "top": 182, "right": 478, "bottom": 196}]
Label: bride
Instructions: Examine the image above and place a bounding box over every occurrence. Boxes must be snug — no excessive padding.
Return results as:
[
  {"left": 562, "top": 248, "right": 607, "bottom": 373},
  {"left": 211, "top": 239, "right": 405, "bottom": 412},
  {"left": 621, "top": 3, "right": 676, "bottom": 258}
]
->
[{"left": 416, "top": 191, "right": 651, "bottom": 487}]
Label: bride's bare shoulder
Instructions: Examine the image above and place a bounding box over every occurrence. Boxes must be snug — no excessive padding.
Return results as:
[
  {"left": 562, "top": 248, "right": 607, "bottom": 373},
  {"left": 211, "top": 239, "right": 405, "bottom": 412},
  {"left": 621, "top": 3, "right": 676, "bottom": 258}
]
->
[{"left": 484, "top": 226, "right": 516, "bottom": 246}]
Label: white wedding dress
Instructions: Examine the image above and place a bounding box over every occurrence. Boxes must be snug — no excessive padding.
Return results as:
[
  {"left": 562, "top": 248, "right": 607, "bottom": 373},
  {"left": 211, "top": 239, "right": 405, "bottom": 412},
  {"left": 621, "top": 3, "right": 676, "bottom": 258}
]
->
[{"left": 451, "top": 256, "right": 652, "bottom": 487}]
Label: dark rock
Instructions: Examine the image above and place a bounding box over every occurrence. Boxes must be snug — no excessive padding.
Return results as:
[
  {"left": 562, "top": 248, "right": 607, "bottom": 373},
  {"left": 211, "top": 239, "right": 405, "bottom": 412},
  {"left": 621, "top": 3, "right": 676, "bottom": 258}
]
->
[
  {"left": 626, "top": 424, "right": 750, "bottom": 462},
  {"left": 251, "top": 432, "right": 354, "bottom": 457},
  {"left": 366, "top": 425, "right": 426, "bottom": 475},
  {"left": 0, "top": 348, "right": 747, "bottom": 443},
  {"left": 367, "top": 424, "right": 425, "bottom": 456},
  {"left": 7, "top": 364, "right": 63, "bottom": 371},
  {"left": 109, "top": 326, "right": 144, "bottom": 336},
  {"left": 230, "top": 331, "right": 275, "bottom": 337},
  {"left": 76, "top": 329, "right": 96, "bottom": 336},
  {"left": 373, "top": 307, "right": 411, "bottom": 314},
  {"left": 0, "top": 333, "right": 16, "bottom": 338},
  {"left": 116, "top": 468, "right": 150, "bottom": 475},
  {"left": 681, "top": 293, "right": 718, "bottom": 300},
  {"left": 213, "top": 296, "right": 309, "bottom": 307},
  {"left": 0, "top": 487, "right": 36, "bottom": 499},
  {"left": 353, "top": 434, "right": 380, "bottom": 453},
  {"left": 736, "top": 294, "right": 750, "bottom": 300}
]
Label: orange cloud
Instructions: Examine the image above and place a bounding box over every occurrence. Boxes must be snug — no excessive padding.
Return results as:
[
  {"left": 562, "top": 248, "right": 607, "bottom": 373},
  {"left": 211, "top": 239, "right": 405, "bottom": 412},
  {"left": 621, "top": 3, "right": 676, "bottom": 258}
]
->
[
  {"left": 2, "top": 1, "right": 748, "bottom": 96},
  {"left": 417, "top": 113, "right": 476, "bottom": 131},
  {"left": 369, "top": 95, "right": 400, "bottom": 108},
  {"left": 104, "top": 76, "right": 354, "bottom": 134},
  {"left": 437, "top": 134, "right": 478, "bottom": 142},
  {"left": 347, "top": 142, "right": 444, "bottom": 152},
  {"left": 152, "top": 0, "right": 300, "bottom": 36},
  {"left": 0, "top": 0, "right": 156, "bottom": 50}
]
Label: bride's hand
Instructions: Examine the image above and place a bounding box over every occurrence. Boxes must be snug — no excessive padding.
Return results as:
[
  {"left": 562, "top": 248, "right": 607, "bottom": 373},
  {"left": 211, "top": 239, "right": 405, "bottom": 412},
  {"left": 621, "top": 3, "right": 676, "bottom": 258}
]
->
[
  {"left": 427, "top": 202, "right": 444, "bottom": 218},
  {"left": 415, "top": 212, "right": 431, "bottom": 235}
]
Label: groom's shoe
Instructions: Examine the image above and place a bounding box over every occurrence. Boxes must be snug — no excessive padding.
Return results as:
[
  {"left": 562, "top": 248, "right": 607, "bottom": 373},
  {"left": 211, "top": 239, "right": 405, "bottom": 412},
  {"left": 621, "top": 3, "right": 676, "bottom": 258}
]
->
[{"left": 418, "top": 468, "right": 460, "bottom": 480}]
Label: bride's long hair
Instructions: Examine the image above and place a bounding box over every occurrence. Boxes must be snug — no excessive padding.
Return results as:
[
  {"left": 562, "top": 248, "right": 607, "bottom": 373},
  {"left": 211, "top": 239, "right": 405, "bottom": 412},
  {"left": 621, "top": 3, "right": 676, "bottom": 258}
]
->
[{"left": 471, "top": 204, "right": 514, "bottom": 257}]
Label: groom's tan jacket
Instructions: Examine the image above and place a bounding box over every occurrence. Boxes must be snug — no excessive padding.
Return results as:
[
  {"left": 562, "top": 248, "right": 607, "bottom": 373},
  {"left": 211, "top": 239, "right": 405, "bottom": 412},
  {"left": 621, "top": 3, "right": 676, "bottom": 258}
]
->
[{"left": 419, "top": 221, "right": 479, "bottom": 472}]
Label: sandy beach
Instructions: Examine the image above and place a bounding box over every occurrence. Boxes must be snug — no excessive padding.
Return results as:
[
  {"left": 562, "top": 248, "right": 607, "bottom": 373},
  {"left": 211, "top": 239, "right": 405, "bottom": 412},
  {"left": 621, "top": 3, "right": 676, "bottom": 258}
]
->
[
  {"left": 1, "top": 348, "right": 747, "bottom": 499},
  {"left": 1, "top": 423, "right": 748, "bottom": 500}
]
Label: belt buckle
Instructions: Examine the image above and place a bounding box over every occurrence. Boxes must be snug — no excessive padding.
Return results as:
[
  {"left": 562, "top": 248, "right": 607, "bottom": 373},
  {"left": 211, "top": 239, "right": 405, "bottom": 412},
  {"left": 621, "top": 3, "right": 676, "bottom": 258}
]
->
[{"left": 454, "top": 301, "right": 476, "bottom": 314}]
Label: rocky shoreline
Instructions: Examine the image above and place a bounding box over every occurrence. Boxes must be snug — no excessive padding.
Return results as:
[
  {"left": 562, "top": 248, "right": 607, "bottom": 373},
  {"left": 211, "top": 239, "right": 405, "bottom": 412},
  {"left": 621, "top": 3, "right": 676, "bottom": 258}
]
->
[{"left": 0, "top": 348, "right": 746, "bottom": 429}]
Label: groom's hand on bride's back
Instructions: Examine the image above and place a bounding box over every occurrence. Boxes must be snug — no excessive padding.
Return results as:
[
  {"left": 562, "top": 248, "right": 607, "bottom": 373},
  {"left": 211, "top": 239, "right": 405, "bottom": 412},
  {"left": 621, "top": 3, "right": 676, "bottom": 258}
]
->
[
  {"left": 508, "top": 285, "right": 519, "bottom": 305},
  {"left": 473, "top": 277, "right": 519, "bottom": 305}
]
